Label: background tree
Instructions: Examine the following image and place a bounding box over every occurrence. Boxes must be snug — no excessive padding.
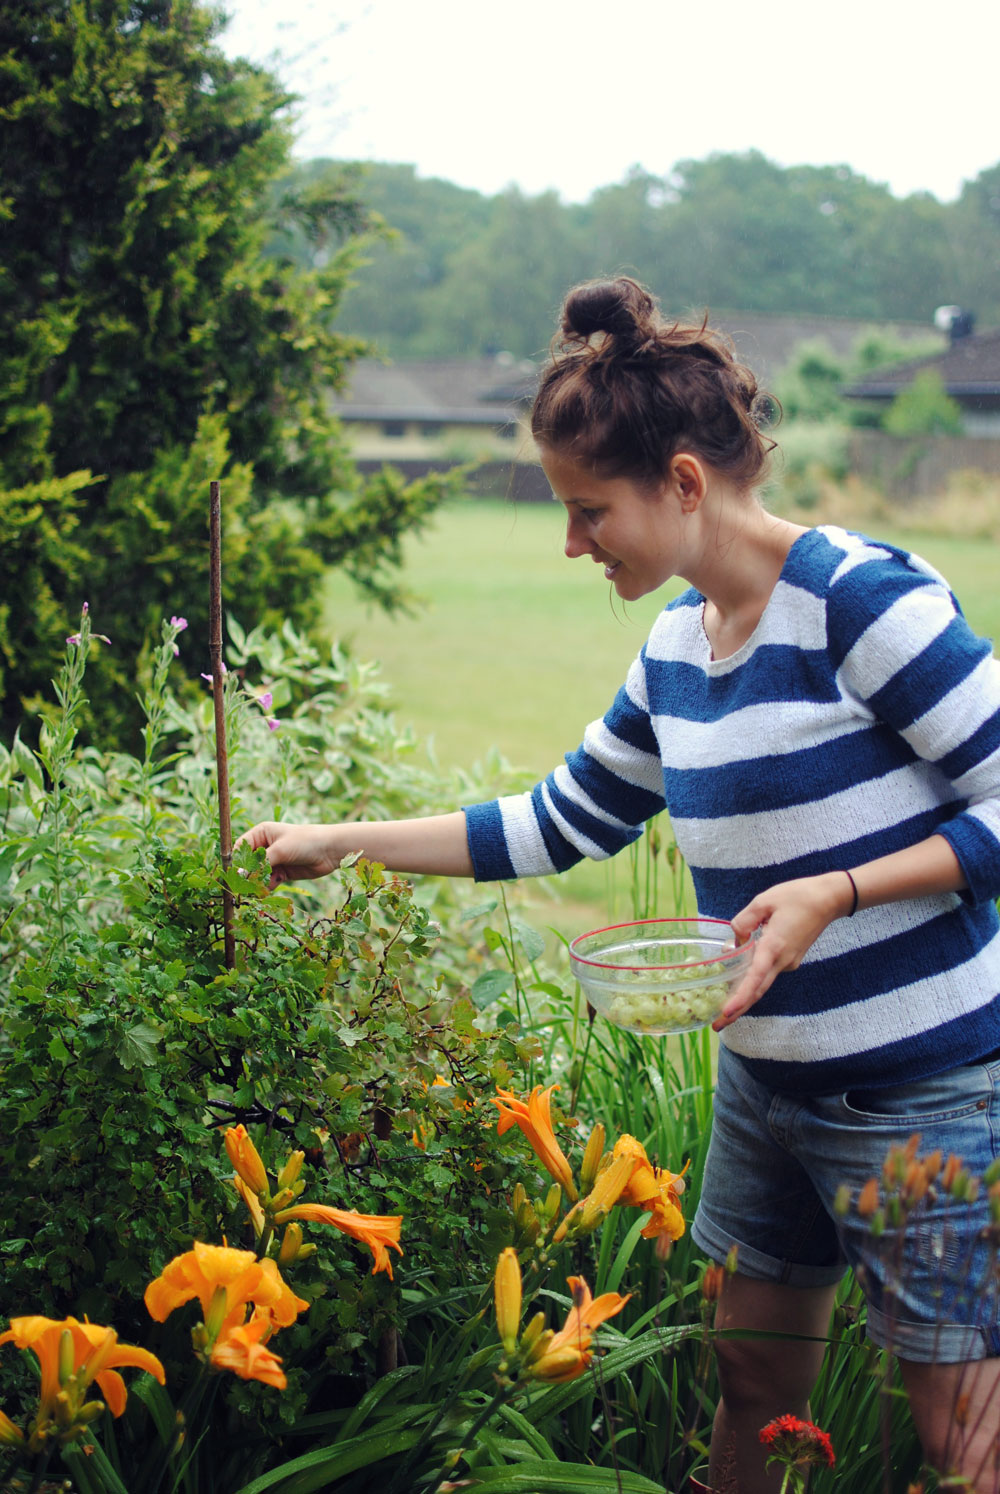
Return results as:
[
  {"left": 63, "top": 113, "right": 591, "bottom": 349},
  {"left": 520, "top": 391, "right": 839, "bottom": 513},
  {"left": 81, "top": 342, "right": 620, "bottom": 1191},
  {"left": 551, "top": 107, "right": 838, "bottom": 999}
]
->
[
  {"left": 0, "top": 0, "right": 459, "bottom": 743},
  {"left": 333, "top": 152, "right": 999, "bottom": 359}
]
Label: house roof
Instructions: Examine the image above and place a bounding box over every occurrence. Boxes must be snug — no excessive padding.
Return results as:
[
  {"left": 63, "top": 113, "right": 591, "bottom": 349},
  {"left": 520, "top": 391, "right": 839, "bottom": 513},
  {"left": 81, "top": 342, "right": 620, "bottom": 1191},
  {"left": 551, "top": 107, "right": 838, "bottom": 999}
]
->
[
  {"left": 333, "top": 354, "right": 538, "bottom": 424},
  {"left": 844, "top": 329, "right": 1000, "bottom": 399},
  {"left": 332, "top": 314, "right": 951, "bottom": 425}
]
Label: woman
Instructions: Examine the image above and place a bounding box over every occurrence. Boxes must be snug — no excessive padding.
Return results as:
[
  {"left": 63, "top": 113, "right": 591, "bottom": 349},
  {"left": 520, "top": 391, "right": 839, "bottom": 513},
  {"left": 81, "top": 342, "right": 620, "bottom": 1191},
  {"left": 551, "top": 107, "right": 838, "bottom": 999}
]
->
[{"left": 240, "top": 277, "right": 1000, "bottom": 1491}]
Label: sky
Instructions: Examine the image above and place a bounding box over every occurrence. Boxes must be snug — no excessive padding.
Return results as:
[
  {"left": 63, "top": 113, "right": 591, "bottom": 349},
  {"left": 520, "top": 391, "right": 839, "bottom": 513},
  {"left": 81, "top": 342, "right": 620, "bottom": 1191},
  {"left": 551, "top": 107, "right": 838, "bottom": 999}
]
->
[{"left": 216, "top": 0, "right": 1000, "bottom": 206}]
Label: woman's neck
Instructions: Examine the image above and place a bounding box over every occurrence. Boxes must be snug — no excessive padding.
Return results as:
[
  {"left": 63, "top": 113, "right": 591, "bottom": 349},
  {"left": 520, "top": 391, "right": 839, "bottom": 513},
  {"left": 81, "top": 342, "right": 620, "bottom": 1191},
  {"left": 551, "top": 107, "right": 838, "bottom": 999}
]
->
[{"left": 685, "top": 498, "right": 809, "bottom": 660}]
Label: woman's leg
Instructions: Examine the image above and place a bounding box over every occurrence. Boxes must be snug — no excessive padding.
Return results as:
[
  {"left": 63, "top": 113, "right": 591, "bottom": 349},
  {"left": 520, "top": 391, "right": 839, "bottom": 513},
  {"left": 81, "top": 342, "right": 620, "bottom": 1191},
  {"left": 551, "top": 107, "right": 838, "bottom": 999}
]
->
[
  {"left": 900, "top": 1356, "right": 1000, "bottom": 1492},
  {"left": 709, "top": 1274, "right": 837, "bottom": 1493}
]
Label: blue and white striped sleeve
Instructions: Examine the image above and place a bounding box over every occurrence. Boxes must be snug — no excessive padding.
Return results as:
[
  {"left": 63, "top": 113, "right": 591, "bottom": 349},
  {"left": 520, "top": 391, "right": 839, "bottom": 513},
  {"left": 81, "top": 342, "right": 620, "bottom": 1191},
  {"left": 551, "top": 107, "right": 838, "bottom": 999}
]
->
[
  {"left": 463, "top": 651, "right": 668, "bottom": 882},
  {"left": 827, "top": 546, "right": 1000, "bottom": 906}
]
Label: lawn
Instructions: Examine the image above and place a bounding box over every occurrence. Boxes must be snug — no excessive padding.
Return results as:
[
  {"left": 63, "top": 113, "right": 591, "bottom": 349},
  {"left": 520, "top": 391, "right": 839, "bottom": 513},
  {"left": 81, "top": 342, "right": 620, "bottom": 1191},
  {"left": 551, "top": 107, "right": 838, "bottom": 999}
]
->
[{"left": 323, "top": 496, "right": 1000, "bottom": 925}]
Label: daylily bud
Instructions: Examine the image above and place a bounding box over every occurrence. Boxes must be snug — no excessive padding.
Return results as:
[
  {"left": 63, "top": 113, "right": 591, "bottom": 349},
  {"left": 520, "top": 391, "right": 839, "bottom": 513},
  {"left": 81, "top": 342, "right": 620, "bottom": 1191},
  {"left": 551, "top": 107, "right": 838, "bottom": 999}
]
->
[
  {"left": 941, "top": 1154, "right": 963, "bottom": 1191},
  {"left": 76, "top": 1400, "right": 106, "bottom": 1425},
  {"left": 58, "top": 1328, "right": 75, "bottom": 1387},
  {"left": 494, "top": 1247, "right": 522, "bottom": 1355},
  {"left": 903, "top": 1162, "right": 929, "bottom": 1207},
  {"left": 225, "top": 1125, "right": 269, "bottom": 1197},
  {"left": 278, "top": 1223, "right": 305, "bottom": 1266},
  {"left": 857, "top": 1178, "right": 880, "bottom": 1217},
  {"left": 541, "top": 1183, "right": 562, "bottom": 1221},
  {"left": 579, "top": 1124, "right": 606, "bottom": 1192},
  {"left": 511, "top": 1183, "right": 528, "bottom": 1214},
  {"left": 204, "top": 1284, "right": 229, "bottom": 1343},
  {"left": 55, "top": 1390, "right": 75, "bottom": 1428},
  {"left": 523, "top": 1327, "right": 555, "bottom": 1366},
  {"left": 276, "top": 1150, "right": 305, "bottom": 1192},
  {"left": 529, "top": 1345, "right": 585, "bottom": 1381},
  {"left": 519, "top": 1311, "right": 547, "bottom": 1356},
  {"left": 269, "top": 1187, "right": 295, "bottom": 1212},
  {"left": 700, "top": 1264, "right": 725, "bottom": 1302}
]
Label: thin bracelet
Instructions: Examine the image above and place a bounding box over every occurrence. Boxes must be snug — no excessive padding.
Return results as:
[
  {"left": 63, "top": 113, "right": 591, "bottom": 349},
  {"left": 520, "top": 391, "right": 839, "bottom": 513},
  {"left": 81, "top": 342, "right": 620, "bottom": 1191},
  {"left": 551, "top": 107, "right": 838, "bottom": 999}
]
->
[{"left": 843, "top": 869, "right": 859, "bottom": 917}]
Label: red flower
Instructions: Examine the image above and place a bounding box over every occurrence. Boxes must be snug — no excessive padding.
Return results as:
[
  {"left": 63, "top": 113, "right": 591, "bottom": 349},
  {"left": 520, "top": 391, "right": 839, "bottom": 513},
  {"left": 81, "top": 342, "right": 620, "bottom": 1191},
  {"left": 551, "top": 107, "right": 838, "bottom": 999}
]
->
[{"left": 759, "top": 1414, "right": 835, "bottom": 1469}]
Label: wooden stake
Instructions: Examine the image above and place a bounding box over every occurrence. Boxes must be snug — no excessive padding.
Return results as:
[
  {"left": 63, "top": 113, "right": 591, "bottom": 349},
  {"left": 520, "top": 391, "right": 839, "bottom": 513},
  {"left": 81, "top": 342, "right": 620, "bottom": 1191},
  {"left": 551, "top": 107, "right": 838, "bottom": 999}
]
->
[{"left": 210, "top": 480, "right": 236, "bottom": 970}]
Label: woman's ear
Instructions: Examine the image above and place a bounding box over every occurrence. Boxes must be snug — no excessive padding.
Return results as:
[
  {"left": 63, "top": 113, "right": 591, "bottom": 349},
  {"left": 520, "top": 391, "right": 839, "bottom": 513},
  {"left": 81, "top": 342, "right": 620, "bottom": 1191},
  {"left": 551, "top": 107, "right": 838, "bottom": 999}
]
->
[{"left": 668, "top": 452, "right": 709, "bottom": 512}]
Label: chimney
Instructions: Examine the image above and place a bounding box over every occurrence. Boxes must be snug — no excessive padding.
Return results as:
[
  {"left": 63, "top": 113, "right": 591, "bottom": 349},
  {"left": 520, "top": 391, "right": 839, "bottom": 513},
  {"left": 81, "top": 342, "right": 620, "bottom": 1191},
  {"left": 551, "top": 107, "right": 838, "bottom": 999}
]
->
[{"left": 934, "top": 305, "right": 976, "bottom": 343}]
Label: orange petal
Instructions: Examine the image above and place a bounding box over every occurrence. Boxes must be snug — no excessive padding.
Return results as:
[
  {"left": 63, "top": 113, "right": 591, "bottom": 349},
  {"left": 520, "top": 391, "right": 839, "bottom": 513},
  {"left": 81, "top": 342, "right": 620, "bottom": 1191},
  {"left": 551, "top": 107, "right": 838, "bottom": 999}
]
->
[
  {"left": 224, "top": 1126, "right": 269, "bottom": 1195},
  {"left": 275, "top": 1203, "right": 403, "bottom": 1278}
]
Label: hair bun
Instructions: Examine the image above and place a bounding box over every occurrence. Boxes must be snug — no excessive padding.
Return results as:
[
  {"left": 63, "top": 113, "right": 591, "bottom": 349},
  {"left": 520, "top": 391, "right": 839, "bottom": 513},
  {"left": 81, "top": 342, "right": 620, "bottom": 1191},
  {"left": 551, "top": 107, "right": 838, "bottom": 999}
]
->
[{"left": 561, "top": 277, "right": 656, "bottom": 347}]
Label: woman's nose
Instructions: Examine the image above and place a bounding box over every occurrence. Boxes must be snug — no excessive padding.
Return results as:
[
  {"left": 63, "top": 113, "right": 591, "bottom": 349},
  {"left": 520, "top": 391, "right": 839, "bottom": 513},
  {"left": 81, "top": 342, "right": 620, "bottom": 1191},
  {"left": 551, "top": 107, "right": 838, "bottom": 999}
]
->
[{"left": 564, "top": 517, "right": 590, "bottom": 559}]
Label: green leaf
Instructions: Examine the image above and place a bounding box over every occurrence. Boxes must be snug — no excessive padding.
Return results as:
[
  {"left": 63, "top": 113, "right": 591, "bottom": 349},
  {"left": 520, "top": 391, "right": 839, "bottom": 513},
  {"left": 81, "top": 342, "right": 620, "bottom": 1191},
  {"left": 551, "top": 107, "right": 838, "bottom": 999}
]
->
[
  {"left": 460, "top": 1460, "right": 667, "bottom": 1491},
  {"left": 47, "top": 1033, "right": 71, "bottom": 1062},
  {"left": 471, "top": 970, "right": 512, "bottom": 1009},
  {"left": 229, "top": 1427, "right": 423, "bottom": 1494},
  {"left": 117, "top": 1021, "right": 162, "bottom": 1070},
  {"left": 511, "top": 921, "right": 545, "bottom": 963},
  {"left": 0, "top": 843, "right": 19, "bottom": 887}
]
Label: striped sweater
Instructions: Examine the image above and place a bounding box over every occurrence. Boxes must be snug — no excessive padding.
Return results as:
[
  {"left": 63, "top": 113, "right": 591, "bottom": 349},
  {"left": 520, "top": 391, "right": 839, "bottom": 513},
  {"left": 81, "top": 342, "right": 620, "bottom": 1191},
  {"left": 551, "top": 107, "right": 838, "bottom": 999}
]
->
[{"left": 463, "top": 525, "right": 1000, "bottom": 1092}]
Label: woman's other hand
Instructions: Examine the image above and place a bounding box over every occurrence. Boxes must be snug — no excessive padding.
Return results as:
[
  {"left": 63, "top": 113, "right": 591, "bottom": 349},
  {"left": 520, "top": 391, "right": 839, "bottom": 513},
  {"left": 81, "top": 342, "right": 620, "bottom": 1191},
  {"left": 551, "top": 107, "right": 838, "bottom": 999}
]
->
[{"left": 712, "top": 871, "right": 854, "bottom": 1030}]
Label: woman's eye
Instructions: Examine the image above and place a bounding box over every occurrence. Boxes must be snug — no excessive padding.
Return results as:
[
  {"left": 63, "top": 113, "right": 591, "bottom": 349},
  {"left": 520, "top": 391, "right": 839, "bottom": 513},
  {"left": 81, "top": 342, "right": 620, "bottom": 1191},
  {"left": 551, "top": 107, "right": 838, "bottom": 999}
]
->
[{"left": 579, "top": 507, "right": 601, "bottom": 522}]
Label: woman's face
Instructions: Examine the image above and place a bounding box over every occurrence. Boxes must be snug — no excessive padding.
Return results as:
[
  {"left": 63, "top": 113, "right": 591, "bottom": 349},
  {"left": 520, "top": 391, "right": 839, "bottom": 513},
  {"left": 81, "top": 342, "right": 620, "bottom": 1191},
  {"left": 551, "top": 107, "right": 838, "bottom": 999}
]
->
[{"left": 540, "top": 448, "right": 685, "bottom": 601}]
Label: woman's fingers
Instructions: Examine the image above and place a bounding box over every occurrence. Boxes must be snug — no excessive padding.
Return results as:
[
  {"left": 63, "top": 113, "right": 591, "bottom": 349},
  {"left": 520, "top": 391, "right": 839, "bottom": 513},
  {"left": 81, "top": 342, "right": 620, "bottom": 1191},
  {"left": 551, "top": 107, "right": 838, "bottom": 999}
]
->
[{"left": 713, "top": 873, "right": 848, "bottom": 1029}]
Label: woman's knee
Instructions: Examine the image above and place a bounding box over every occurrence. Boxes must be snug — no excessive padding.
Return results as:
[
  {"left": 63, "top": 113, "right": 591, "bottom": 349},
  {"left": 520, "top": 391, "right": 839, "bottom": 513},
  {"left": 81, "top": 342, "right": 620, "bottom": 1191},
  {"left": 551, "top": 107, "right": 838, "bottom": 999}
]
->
[{"left": 714, "top": 1334, "right": 807, "bottom": 1413}]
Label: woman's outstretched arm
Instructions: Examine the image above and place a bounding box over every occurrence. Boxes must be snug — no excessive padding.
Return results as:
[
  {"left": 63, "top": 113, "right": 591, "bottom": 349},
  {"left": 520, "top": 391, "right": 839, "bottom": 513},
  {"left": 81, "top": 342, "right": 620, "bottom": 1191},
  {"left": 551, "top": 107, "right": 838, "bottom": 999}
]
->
[{"left": 236, "top": 812, "right": 474, "bottom": 889}]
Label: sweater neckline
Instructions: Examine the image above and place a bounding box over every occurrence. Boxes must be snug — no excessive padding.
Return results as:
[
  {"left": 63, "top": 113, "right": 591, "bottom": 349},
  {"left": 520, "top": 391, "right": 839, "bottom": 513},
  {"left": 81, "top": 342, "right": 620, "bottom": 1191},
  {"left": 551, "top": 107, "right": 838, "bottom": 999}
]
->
[{"left": 697, "top": 525, "right": 819, "bottom": 669}]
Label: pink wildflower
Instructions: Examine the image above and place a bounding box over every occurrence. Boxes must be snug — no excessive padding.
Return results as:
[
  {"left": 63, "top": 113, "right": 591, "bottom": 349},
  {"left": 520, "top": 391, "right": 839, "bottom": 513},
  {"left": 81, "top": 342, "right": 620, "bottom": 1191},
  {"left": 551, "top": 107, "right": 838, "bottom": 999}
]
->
[
  {"left": 266, "top": 718, "right": 280, "bottom": 732},
  {"left": 66, "top": 634, "right": 80, "bottom": 646},
  {"left": 82, "top": 601, "right": 89, "bottom": 615},
  {"left": 170, "top": 616, "right": 188, "bottom": 631},
  {"left": 257, "top": 691, "right": 273, "bottom": 710}
]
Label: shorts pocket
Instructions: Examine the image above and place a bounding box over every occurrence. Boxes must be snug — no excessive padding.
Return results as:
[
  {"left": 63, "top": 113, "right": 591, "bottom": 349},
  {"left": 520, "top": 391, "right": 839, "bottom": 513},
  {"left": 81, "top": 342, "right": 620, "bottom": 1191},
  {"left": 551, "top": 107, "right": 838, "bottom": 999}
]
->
[{"left": 842, "top": 1062, "right": 994, "bottom": 1129}]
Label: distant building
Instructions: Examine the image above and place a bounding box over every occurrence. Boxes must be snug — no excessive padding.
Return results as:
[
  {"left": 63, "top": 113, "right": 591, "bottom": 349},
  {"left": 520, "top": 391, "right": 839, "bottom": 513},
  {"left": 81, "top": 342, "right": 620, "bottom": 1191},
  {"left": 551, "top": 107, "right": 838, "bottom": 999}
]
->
[
  {"left": 332, "top": 313, "right": 949, "bottom": 494},
  {"left": 844, "top": 314, "right": 1000, "bottom": 436}
]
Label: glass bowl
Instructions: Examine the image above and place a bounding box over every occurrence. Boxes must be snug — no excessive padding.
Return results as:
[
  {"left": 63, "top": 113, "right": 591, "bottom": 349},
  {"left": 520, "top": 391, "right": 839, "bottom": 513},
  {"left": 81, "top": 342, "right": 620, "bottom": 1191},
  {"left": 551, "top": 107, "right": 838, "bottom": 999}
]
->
[{"left": 568, "top": 917, "right": 756, "bottom": 1035}]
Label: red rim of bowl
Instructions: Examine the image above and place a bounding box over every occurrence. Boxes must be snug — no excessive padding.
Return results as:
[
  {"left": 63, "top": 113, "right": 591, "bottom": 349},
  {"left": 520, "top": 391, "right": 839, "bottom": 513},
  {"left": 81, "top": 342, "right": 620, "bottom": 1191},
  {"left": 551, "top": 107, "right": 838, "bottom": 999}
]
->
[{"left": 569, "top": 915, "right": 748, "bottom": 973}]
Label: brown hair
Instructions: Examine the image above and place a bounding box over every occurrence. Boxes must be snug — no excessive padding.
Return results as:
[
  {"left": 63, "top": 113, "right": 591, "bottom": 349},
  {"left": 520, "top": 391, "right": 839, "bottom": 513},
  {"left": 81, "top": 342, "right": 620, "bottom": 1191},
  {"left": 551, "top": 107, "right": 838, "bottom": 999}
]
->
[{"left": 531, "top": 276, "right": 774, "bottom": 489}]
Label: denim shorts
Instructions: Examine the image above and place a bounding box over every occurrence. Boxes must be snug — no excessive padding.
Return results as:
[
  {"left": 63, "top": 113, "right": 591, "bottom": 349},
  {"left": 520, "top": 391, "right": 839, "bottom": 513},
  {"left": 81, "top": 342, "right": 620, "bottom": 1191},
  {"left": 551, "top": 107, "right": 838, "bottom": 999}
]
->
[{"left": 691, "top": 1044, "right": 1000, "bottom": 1363}]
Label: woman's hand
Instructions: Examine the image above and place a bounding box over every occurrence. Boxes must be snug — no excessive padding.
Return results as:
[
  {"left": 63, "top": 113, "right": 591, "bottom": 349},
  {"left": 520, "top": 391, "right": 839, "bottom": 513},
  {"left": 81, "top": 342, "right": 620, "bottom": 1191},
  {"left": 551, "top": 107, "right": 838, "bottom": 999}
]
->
[
  {"left": 235, "top": 821, "right": 342, "bottom": 890},
  {"left": 711, "top": 870, "right": 854, "bottom": 1031},
  {"left": 235, "top": 812, "right": 474, "bottom": 888}
]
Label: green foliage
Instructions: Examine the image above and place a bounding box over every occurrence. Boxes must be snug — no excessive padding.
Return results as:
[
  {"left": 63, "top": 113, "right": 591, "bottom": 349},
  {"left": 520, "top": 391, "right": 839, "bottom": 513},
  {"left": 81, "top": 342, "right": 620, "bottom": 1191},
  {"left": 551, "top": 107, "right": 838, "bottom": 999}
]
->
[
  {"left": 0, "top": 0, "right": 460, "bottom": 743},
  {"left": 774, "top": 339, "right": 849, "bottom": 424},
  {"left": 883, "top": 369, "right": 965, "bottom": 436},
  {"left": 333, "top": 151, "right": 1000, "bottom": 358}
]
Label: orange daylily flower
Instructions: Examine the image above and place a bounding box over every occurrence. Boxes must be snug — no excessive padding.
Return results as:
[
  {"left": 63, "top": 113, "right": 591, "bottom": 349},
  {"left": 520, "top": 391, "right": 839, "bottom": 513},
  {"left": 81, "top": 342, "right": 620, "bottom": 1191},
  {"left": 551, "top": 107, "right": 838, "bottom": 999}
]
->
[
  {"left": 612, "top": 1134, "right": 688, "bottom": 1242},
  {"left": 225, "top": 1125, "right": 269, "bottom": 1196},
  {"left": 144, "top": 1241, "right": 308, "bottom": 1337},
  {"left": 272, "top": 1203, "right": 403, "bottom": 1278},
  {"left": 210, "top": 1313, "right": 287, "bottom": 1389},
  {"left": 232, "top": 1173, "right": 267, "bottom": 1236},
  {"left": 0, "top": 1408, "right": 24, "bottom": 1446},
  {"left": 0, "top": 1316, "right": 165, "bottom": 1442},
  {"left": 492, "top": 1084, "right": 578, "bottom": 1201},
  {"left": 526, "top": 1276, "right": 630, "bottom": 1382}
]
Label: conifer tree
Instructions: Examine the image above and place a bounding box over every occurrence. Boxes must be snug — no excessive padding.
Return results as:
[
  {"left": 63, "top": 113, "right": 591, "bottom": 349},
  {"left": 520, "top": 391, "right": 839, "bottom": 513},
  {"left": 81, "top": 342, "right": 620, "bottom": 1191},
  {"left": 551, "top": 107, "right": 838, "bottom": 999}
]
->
[{"left": 0, "top": 0, "right": 457, "bottom": 740}]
